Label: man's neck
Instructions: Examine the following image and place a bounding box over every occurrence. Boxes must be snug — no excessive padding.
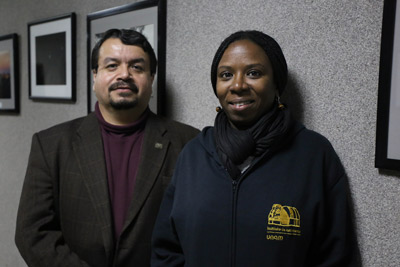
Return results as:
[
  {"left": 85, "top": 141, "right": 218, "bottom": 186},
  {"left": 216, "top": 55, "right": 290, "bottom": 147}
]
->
[{"left": 98, "top": 105, "right": 146, "bottom": 126}]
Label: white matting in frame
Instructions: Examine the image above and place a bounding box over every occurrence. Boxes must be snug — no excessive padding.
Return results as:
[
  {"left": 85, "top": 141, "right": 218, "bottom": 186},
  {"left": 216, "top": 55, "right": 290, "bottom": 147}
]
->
[
  {"left": 28, "top": 13, "right": 75, "bottom": 101},
  {"left": 87, "top": 2, "right": 159, "bottom": 113}
]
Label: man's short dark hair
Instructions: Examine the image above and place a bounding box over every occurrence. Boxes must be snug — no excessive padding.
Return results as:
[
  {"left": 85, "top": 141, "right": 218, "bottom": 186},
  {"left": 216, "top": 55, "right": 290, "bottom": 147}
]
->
[{"left": 91, "top": 28, "right": 157, "bottom": 75}]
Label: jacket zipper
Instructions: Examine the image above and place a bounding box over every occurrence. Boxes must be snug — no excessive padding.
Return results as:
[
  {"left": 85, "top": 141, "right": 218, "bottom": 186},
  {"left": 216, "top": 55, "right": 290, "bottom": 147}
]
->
[
  {"left": 229, "top": 163, "right": 255, "bottom": 267},
  {"left": 231, "top": 179, "right": 238, "bottom": 267}
]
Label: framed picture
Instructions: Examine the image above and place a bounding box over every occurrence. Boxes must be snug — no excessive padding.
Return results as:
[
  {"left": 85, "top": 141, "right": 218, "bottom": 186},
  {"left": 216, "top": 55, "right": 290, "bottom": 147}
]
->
[
  {"left": 87, "top": 0, "right": 166, "bottom": 114},
  {"left": 0, "top": 33, "right": 19, "bottom": 113},
  {"left": 28, "top": 13, "right": 76, "bottom": 101},
  {"left": 376, "top": 0, "right": 400, "bottom": 171}
]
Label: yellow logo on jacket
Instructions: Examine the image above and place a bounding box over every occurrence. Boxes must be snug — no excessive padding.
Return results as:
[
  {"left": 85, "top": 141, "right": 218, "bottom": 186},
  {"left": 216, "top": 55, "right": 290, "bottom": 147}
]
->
[
  {"left": 268, "top": 204, "right": 300, "bottom": 227},
  {"left": 266, "top": 204, "right": 301, "bottom": 240}
]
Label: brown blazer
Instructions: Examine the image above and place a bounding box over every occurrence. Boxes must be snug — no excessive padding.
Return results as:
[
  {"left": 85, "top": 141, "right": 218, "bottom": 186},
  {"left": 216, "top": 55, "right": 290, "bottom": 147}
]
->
[{"left": 15, "top": 112, "right": 199, "bottom": 267}]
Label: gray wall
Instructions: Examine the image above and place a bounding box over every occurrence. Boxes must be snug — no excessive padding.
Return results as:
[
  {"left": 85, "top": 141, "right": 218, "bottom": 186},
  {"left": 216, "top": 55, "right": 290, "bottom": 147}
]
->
[{"left": 1, "top": 0, "right": 399, "bottom": 266}]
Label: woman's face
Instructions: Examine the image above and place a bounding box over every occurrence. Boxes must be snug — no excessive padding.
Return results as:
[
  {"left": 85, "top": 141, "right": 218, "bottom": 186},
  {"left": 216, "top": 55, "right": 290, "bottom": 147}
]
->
[{"left": 216, "top": 39, "right": 277, "bottom": 129}]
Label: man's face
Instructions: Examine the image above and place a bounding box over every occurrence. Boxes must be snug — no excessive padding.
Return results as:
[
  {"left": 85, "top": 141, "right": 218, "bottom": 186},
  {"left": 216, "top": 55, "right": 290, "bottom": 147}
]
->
[{"left": 93, "top": 38, "right": 154, "bottom": 114}]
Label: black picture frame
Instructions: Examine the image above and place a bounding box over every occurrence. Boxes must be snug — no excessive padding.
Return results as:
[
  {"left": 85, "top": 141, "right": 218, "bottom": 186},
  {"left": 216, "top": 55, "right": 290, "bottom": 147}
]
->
[
  {"left": 0, "top": 33, "right": 19, "bottom": 113},
  {"left": 375, "top": 0, "right": 400, "bottom": 171},
  {"left": 28, "top": 13, "right": 76, "bottom": 102},
  {"left": 87, "top": 0, "right": 166, "bottom": 114}
]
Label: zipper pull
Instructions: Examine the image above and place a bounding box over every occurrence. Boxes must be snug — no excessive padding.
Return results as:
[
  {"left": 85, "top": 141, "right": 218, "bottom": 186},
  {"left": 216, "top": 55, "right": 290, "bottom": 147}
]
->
[{"left": 232, "top": 180, "right": 237, "bottom": 192}]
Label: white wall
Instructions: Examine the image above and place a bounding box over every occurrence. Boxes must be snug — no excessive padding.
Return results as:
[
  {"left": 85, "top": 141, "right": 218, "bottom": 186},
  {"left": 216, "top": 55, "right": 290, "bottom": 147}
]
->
[{"left": 1, "top": 0, "right": 399, "bottom": 266}]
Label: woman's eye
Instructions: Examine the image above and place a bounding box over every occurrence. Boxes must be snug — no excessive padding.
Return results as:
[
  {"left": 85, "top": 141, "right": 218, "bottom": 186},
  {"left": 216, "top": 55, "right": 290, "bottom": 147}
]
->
[
  {"left": 247, "top": 70, "right": 260, "bottom": 77},
  {"left": 219, "top": 72, "right": 232, "bottom": 79}
]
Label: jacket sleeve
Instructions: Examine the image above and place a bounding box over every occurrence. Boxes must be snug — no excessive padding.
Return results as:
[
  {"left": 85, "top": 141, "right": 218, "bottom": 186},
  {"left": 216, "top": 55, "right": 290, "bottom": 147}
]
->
[
  {"left": 15, "top": 133, "right": 91, "bottom": 267},
  {"left": 311, "top": 174, "right": 362, "bottom": 267},
  {"left": 151, "top": 181, "right": 185, "bottom": 266}
]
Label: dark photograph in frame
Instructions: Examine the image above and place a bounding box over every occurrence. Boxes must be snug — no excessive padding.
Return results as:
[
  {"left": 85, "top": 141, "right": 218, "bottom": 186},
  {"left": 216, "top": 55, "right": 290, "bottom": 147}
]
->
[
  {"left": 376, "top": 0, "right": 400, "bottom": 171},
  {"left": 87, "top": 0, "right": 166, "bottom": 114},
  {"left": 0, "top": 33, "right": 19, "bottom": 113},
  {"left": 28, "top": 13, "right": 76, "bottom": 101}
]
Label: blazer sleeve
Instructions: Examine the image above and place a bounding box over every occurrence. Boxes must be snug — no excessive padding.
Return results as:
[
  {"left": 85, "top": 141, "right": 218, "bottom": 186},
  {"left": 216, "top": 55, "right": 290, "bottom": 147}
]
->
[
  {"left": 15, "top": 133, "right": 91, "bottom": 267},
  {"left": 151, "top": 181, "right": 185, "bottom": 266}
]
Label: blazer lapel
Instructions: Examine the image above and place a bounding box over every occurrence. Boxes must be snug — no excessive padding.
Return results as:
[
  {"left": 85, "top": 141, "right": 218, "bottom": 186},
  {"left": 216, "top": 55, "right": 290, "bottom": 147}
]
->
[
  {"left": 122, "top": 113, "right": 170, "bottom": 229},
  {"left": 72, "top": 113, "right": 114, "bottom": 258}
]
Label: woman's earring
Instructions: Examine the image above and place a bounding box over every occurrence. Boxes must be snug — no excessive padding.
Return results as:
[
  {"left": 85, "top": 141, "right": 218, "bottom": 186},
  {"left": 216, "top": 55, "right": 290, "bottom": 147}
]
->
[
  {"left": 277, "top": 96, "right": 285, "bottom": 110},
  {"left": 216, "top": 106, "right": 222, "bottom": 112}
]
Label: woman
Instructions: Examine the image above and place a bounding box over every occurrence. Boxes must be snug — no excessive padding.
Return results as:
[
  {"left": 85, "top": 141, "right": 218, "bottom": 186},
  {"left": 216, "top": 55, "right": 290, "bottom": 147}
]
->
[{"left": 151, "top": 30, "right": 360, "bottom": 266}]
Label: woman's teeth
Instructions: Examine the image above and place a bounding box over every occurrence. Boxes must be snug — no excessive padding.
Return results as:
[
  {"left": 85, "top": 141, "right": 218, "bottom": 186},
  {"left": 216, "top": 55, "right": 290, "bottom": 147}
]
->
[{"left": 234, "top": 101, "right": 251, "bottom": 108}]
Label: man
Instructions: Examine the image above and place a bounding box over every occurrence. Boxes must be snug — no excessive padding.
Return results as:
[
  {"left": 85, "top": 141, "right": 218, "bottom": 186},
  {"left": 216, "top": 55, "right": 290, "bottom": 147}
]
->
[{"left": 15, "top": 29, "right": 199, "bottom": 267}]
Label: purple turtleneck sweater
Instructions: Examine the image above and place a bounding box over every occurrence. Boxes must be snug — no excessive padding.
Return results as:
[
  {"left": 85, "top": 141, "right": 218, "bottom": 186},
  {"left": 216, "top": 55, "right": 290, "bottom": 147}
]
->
[{"left": 95, "top": 103, "right": 149, "bottom": 240}]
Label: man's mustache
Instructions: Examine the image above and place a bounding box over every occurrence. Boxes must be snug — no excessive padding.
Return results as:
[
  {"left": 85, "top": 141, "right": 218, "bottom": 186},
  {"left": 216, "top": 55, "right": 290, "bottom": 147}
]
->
[{"left": 109, "top": 81, "right": 138, "bottom": 92}]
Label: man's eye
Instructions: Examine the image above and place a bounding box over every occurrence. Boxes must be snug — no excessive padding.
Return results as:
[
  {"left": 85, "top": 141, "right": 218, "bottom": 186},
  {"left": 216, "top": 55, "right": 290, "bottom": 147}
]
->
[
  {"left": 106, "top": 64, "right": 117, "bottom": 69},
  {"left": 132, "top": 65, "right": 144, "bottom": 71}
]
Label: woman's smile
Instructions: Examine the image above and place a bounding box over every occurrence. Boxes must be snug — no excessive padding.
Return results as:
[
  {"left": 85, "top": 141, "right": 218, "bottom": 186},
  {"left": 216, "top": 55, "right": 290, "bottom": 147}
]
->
[{"left": 228, "top": 99, "right": 255, "bottom": 110}]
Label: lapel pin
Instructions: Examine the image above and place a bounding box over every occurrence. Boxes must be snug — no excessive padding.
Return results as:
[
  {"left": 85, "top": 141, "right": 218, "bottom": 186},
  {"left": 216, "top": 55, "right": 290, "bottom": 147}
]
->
[{"left": 155, "top": 142, "right": 163, "bottom": 149}]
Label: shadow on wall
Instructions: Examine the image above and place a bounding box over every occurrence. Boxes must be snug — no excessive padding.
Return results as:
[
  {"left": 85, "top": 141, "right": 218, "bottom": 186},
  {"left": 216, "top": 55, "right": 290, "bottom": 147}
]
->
[
  {"left": 378, "top": 168, "right": 400, "bottom": 178},
  {"left": 282, "top": 71, "right": 305, "bottom": 124},
  {"left": 163, "top": 80, "right": 173, "bottom": 118}
]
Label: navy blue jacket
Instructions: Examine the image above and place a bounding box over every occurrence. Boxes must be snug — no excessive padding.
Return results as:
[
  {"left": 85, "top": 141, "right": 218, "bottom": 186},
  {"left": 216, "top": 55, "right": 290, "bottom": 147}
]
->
[{"left": 152, "top": 123, "right": 360, "bottom": 267}]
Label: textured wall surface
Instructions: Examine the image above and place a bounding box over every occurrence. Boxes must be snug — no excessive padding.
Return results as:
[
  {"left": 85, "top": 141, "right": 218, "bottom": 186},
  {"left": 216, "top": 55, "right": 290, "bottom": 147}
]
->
[{"left": 0, "top": 0, "right": 399, "bottom": 266}]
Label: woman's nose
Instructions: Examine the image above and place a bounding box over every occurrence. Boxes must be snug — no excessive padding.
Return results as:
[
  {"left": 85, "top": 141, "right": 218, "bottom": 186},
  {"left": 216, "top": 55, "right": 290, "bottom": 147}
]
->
[{"left": 231, "top": 74, "right": 248, "bottom": 92}]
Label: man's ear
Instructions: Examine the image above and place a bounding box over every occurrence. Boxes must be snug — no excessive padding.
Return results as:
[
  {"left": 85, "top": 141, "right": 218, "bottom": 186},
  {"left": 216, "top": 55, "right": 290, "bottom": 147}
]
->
[{"left": 92, "top": 70, "right": 97, "bottom": 91}]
